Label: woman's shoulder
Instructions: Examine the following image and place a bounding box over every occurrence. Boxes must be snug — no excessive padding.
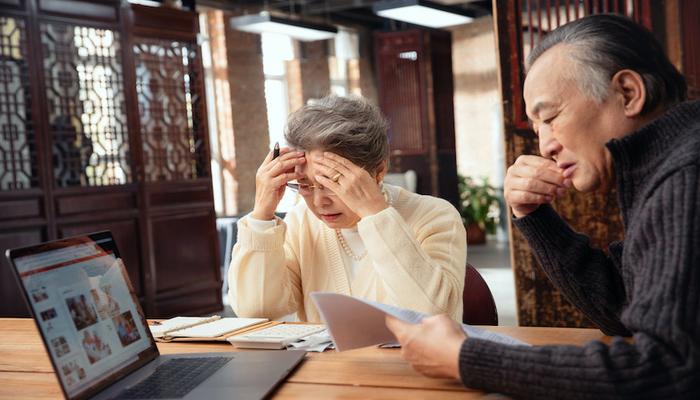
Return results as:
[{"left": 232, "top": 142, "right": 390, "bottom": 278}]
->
[
  {"left": 389, "top": 184, "right": 455, "bottom": 209},
  {"left": 388, "top": 184, "right": 461, "bottom": 222}
]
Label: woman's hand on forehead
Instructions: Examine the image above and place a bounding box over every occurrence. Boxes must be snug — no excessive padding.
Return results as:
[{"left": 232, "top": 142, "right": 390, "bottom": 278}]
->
[{"left": 314, "top": 152, "right": 388, "bottom": 218}]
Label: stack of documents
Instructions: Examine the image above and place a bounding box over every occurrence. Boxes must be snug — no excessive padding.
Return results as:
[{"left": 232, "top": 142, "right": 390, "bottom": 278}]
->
[{"left": 286, "top": 329, "right": 334, "bottom": 352}]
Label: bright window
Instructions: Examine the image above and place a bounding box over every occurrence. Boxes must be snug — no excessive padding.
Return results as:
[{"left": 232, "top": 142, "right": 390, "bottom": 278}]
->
[{"left": 261, "top": 32, "right": 297, "bottom": 212}]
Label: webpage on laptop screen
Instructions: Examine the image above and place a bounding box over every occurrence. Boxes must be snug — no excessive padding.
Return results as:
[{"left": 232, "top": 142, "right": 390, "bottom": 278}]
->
[{"left": 14, "top": 241, "right": 153, "bottom": 398}]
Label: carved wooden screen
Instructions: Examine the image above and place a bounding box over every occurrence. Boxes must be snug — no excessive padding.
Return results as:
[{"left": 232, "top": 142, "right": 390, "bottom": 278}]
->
[
  {"left": 134, "top": 39, "right": 208, "bottom": 182},
  {"left": 41, "top": 23, "right": 130, "bottom": 187},
  {"left": 495, "top": 1, "right": 655, "bottom": 327},
  {"left": 0, "top": 11, "right": 44, "bottom": 316},
  {"left": 0, "top": 16, "right": 36, "bottom": 191},
  {"left": 0, "top": 1, "right": 221, "bottom": 318},
  {"left": 129, "top": 4, "right": 220, "bottom": 317}
]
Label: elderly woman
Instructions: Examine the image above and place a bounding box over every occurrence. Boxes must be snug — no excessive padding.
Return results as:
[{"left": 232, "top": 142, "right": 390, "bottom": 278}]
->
[{"left": 228, "top": 95, "right": 466, "bottom": 322}]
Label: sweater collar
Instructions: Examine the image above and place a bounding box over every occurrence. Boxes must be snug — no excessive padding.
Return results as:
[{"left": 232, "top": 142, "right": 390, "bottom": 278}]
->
[{"left": 606, "top": 100, "right": 700, "bottom": 218}]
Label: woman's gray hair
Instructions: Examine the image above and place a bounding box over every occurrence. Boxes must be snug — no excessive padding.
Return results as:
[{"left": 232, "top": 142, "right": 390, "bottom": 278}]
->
[
  {"left": 526, "top": 14, "right": 687, "bottom": 114},
  {"left": 284, "top": 95, "right": 390, "bottom": 172}
]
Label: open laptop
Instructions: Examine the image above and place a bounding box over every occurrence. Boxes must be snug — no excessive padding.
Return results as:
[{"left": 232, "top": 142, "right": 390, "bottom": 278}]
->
[{"left": 5, "top": 231, "right": 305, "bottom": 400}]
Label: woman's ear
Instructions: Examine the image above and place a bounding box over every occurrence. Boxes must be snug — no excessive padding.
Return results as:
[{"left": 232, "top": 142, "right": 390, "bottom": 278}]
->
[
  {"left": 375, "top": 160, "right": 388, "bottom": 183},
  {"left": 610, "top": 69, "right": 646, "bottom": 117}
]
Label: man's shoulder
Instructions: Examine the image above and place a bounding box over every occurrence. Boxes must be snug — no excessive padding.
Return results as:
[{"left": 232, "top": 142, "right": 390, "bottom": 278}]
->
[
  {"left": 674, "top": 118, "right": 700, "bottom": 151},
  {"left": 638, "top": 125, "right": 700, "bottom": 212},
  {"left": 659, "top": 123, "right": 700, "bottom": 171}
]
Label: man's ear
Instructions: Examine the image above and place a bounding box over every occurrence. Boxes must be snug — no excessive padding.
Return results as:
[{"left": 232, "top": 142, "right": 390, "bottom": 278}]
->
[{"left": 610, "top": 69, "right": 646, "bottom": 117}]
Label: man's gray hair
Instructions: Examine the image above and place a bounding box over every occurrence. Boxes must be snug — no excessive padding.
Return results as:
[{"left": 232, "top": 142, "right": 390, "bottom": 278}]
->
[
  {"left": 526, "top": 14, "right": 687, "bottom": 114},
  {"left": 285, "top": 95, "right": 389, "bottom": 172}
]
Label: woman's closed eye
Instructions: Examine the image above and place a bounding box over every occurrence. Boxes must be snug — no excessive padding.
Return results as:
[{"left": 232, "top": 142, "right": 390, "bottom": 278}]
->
[{"left": 300, "top": 181, "right": 323, "bottom": 190}]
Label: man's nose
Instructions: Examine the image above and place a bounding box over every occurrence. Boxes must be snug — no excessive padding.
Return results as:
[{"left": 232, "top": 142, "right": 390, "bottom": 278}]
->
[{"left": 538, "top": 128, "right": 562, "bottom": 160}]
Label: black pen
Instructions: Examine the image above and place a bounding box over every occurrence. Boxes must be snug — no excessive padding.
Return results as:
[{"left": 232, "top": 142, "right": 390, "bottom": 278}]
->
[{"left": 272, "top": 142, "right": 280, "bottom": 160}]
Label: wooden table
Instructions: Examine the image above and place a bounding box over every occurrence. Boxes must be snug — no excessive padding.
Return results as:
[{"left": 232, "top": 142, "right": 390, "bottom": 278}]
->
[{"left": 0, "top": 318, "right": 610, "bottom": 399}]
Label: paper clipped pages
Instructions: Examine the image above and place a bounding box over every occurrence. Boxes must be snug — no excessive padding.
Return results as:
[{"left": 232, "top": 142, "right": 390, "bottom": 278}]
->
[
  {"left": 150, "top": 316, "right": 268, "bottom": 339},
  {"left": 150, "top": 316, "right": 216, "bottom": 338},
  {"left": 168, "top": 317, "right": 268, "bottom": 338},
  {"left": 310, "top": 292, "right": 529, "bottom": 351}
]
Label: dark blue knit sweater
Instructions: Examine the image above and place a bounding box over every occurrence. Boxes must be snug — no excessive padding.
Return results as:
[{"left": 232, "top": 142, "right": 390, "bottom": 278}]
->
[{"left": 458, "top": 101, "right": 700, "bottom": 399}]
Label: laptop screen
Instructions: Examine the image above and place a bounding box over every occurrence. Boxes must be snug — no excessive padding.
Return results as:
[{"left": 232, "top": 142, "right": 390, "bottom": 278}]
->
[{"left": 8, "top": 232, "right": 158, "bottom": 400}]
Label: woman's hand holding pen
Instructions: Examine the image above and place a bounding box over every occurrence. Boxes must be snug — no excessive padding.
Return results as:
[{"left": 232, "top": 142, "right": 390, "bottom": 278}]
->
[
  {"left": 251, "top": 143, "right": 306, "bottom": 221},
  {"left": 314, "top": 152, "right": 388, "bottom": 218}
]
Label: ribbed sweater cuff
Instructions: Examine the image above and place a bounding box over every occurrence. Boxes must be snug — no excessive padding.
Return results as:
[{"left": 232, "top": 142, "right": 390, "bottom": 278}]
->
[
  {"left": 236, "top": 216, "right": 286, "bottom": 251},
  {"left": 458, "top": 338, "right": 506, "bottom": 390},
  {"left": 512, "top": 204, "right": 582, "bottom": 260}
]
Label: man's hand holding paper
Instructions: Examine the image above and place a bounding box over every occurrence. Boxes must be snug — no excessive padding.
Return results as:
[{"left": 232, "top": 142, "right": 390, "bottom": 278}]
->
[
  {"left": 385, "top": 314, "right": 465, "bottom": 379},
  {"left": 310, "top": 292, "right": 527, "bottom": 352}
]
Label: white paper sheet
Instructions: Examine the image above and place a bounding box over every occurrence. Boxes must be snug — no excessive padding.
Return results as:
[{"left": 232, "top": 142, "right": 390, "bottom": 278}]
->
[{"left": 311, "top": 292, "right": 529, "bottom": 351}]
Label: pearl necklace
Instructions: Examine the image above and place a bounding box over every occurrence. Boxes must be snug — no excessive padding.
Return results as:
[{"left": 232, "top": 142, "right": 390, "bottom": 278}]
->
[{"left": 335, "top": 229, "right": 366, "bottom": 261}]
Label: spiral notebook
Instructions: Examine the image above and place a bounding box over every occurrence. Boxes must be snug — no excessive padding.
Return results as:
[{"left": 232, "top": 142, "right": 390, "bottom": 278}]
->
[{"left": 149, "top": 315, "right": 270, "bottom": 342}]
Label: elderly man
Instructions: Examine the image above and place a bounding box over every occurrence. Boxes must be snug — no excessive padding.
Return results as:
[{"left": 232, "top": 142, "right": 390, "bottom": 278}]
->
[{"left": 386, "top": 14, "right": 699, "bottom": 398}]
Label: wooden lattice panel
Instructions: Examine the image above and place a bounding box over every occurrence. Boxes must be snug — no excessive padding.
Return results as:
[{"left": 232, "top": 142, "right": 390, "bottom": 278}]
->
[
  {"left": 41, "top": 22, "right": 130, "bottom": 187},
  {"left": 134, "top": 38, "right": 208, "bottom": 182},
  {"left": 375, "top": 31, "right": 425, "bottom": 155},
  {"left": 0, "top": 16, "right": 37, "bottom": 190}
]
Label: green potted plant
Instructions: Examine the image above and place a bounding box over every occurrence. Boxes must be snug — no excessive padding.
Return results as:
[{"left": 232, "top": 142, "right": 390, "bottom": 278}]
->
[{"left": 457, "top": 175, "right": 501, "bottom": 245}]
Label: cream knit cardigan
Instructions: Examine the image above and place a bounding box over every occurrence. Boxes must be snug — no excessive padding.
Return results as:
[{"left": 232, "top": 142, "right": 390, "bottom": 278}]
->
[{"left": 228, "top": 184, "right": 467, "bottom": 322}]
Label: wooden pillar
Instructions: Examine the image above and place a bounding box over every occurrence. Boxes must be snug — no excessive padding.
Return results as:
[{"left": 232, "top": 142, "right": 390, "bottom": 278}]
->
[
  {"left": 300, "top": 41, "right": 331, "bottom": 101},
  {"left": 287, "top": 40, "right": 331, "bottom": 112},
  {"left": 356, "top": 29, "right": 379, "bottom": 105}
]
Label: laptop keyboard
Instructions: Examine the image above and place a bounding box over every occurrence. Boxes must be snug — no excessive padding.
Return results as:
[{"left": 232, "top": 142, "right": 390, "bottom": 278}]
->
[{"left": 118, "top": 357, "right": 233, "bottom": 399}]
